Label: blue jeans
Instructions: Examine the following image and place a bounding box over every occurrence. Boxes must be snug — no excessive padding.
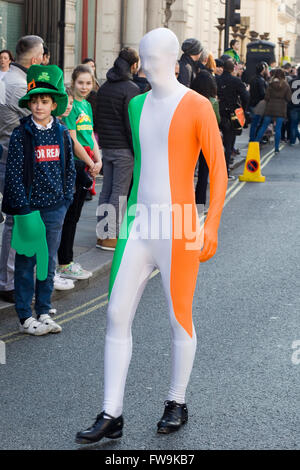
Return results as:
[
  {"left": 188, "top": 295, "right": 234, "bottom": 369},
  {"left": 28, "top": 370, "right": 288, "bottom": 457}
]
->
[
  {"left": 249, "top": 106, "right": 263, "bottom": 142},
  {"left": 255, "top": 116, "right": 284, "bottom": 152},
  {"left": 14, "top": 204, "right": 67, "bottom": 321},
  {"left": 289, "top": 109, "right": 300, "bottom": 144}
]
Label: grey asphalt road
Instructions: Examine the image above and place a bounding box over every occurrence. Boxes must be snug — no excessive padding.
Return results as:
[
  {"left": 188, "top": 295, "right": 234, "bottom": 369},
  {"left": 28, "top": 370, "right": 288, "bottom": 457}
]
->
[{"left": 0, "top": 144, "right": 300, "bottom": 450}]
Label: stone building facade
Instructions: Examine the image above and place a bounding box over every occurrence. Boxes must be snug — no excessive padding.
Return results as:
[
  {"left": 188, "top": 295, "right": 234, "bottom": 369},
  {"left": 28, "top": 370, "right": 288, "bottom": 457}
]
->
[
  {"left": 64, "top": 0, "right": 226, "bottom": 82},
  {"left": 64, "top": 0, "right": 299, "bottom": 81}
]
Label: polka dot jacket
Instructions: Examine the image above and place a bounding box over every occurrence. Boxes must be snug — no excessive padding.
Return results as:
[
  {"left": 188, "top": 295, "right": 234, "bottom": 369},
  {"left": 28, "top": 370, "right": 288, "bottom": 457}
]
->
[{"left": 3, "top": 115, "right": 76, "bottom": 215}]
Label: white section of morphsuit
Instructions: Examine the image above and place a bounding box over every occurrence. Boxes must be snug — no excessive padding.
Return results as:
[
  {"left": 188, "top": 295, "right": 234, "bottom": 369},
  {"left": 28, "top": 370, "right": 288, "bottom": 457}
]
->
[
  {"left": 139, "top": 28, "right": 182, "bottom": 100},
  {"left": 137, "top": 86, "right": 188, "bottom": 207},
  {"left": 103, "top": 216, "right": 197, "bottom": 417}
]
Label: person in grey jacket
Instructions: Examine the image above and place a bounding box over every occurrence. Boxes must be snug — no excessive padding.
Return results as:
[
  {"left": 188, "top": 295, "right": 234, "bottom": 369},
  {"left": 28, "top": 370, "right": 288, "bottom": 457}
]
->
[{"left": 0, "top": 35, "right": 44, "bottom": 303}]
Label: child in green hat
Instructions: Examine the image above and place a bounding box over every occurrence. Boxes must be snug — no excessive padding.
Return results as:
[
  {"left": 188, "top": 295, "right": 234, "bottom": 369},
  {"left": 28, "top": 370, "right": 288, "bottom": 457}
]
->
[{"left": 2, "top": 64, "right": 76, "bottom": 336}]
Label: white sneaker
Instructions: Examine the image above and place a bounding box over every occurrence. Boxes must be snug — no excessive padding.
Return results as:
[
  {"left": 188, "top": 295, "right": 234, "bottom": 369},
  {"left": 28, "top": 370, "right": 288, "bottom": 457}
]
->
[
  {"left": 57, "top": 262, "right": 92, "bottom": 280},
  {"left": 19, "top": 317, "right": 51, "bottom": 336},
  {"left": 38, "top": 314, "right": 62, "bottom": 333},
  {"left": 54, "top": 272, "right": 75, "bottom": 291}
]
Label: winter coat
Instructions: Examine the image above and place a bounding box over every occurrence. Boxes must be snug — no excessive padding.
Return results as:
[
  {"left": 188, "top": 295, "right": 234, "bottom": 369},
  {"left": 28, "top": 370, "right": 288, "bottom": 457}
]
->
[
  {"left": 217, "top": 71, "right": 249, "bottom": 116},
  {"left": 2, "top": 115, "right": 76, "bottom": 215},
  {"left": 264, "top": 79, "right": 291, "bottom": 118},
  {"left": 95, "top": 57, "right": 140, "bottom": 150},
  {"left": 177, "top": 53, "right": 199, "bottom": 88},
  {"left": 249, "top": 74, "right": 268, "bottom": 108}
]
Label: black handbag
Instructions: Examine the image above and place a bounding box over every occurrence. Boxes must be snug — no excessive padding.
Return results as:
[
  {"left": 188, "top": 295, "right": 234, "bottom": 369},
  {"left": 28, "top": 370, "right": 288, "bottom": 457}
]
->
[{"left": 230, "top": 111, "right": 243, "bottom": 136}]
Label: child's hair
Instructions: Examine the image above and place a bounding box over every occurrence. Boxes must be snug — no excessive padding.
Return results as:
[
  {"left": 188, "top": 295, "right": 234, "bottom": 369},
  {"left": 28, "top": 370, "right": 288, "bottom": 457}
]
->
[
  {"left": 71, "top": 64, "right": 95, "bottom": 86},
  {"left": 65, "top": 85, "right": 75, "bottom": 98},
  {"left": 29, "top": 93, "right": 55, "bottom": 103}
]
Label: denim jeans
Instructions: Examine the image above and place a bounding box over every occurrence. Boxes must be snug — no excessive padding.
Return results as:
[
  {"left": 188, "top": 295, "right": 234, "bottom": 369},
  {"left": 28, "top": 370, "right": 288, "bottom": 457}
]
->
[
  {"left": 14, "top": 204, "right": 67, "bottom": 321},
  {"left": 255, "top": 116, "right": 284, "bottom": 152},
  {"left": 249, "top": 106, "right": 263, "bottom": 142},
  {"left": 289, "top": 109, "right": 300, "bottom": 144}
]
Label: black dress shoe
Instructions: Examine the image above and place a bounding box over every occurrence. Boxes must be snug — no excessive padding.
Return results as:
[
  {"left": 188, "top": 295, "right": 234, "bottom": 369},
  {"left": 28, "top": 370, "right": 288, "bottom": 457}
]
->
[
  {"left": 157, "top": 400, "right": 188, "bottom": 434},
  {"left": 75, "top": 412, "right": 123, "bottom": 444}
]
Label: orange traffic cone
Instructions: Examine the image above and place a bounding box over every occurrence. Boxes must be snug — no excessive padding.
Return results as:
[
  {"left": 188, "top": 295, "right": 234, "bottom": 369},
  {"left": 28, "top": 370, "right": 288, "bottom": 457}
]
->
[{"left": 239, "top": 142, "right": 266, "bottom": 183}]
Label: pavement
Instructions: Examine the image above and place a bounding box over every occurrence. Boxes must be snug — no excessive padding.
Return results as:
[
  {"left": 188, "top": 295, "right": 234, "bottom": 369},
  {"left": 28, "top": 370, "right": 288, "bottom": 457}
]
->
[
  {"left": 0, "top": 126, "right": 256, "bottom": 318},
  {"left": 1, "top": 141, "right": 299, "bottom": 450}
]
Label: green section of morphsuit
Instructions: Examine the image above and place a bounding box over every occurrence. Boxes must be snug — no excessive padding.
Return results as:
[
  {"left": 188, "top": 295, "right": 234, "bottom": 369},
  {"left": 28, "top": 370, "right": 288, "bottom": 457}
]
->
[
  {"left": 108, "top": 93, "right": 148, "bottom": 298},
  {"left": 11, "top": 211, "right": 49, "bottom": 281}
]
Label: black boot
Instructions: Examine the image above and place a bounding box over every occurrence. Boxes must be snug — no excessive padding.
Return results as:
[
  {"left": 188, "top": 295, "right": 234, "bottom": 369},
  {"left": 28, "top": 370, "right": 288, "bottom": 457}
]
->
[
  {"left": 157, "top": 400, "right": 188, "bottom": 434},
  {"left": 75, "top": 412, "right": 123, "bottom": 444}
]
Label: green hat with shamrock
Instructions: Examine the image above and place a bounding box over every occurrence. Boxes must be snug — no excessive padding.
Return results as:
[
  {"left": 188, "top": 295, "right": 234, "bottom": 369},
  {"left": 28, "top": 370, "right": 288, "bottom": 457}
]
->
[{"left": 19, "top": 64, "right": 68, "bottom": 116}]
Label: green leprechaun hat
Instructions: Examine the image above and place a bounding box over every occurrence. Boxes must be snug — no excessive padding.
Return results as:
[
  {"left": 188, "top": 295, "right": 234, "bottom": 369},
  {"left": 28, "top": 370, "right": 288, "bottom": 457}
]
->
[{"left": 19, "top": 64, "right": 68, "bottom": 116}]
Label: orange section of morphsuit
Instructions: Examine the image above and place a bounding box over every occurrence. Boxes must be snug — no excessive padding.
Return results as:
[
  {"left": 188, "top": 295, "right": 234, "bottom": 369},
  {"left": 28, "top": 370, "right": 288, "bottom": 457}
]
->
[{"left": 168, "top": 91, "right": 228, "bottom": 338}]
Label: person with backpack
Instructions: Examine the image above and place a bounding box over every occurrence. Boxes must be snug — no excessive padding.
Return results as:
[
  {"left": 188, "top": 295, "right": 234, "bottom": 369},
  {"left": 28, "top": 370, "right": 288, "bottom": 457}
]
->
[{"left": 2, "top": 65, "right": 76, "bottom": 335}]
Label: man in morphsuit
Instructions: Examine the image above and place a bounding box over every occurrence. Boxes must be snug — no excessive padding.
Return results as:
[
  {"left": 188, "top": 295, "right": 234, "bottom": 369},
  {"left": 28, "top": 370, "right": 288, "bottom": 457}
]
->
[{"left": 76, "top": 28, "right": 227, "bottom": 444}]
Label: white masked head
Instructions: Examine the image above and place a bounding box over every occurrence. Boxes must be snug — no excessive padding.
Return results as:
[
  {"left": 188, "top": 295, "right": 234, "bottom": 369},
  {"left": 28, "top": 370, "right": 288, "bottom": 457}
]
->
[{"left": 139, "top": 28, "right": 179, "bottom": 89}]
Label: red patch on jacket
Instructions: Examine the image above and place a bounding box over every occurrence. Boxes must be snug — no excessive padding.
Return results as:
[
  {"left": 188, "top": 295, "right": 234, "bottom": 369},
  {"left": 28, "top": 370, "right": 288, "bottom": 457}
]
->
[{"left": 35, "top": 145, "right": 60, "bottom": 162}]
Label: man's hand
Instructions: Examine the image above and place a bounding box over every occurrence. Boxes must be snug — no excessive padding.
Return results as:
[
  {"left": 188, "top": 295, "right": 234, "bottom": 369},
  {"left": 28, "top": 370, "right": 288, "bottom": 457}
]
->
[
  {"left": 11, "top": 211, "right": 48, "bottom": 280},
  {"left": 199, "top": 226, "right": 218, "bottom": 263}
]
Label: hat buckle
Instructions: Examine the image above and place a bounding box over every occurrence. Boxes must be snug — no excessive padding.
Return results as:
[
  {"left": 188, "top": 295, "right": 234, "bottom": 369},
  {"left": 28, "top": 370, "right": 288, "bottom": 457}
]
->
[{"left": 27, "top": 79, "right": 36, "bottom": 92}]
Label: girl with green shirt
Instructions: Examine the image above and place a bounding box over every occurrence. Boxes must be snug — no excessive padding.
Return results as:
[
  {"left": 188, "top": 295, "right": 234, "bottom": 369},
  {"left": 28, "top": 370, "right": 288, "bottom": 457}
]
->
[{"left": 57, "top": 65, "right": 102, "bottom": 280}]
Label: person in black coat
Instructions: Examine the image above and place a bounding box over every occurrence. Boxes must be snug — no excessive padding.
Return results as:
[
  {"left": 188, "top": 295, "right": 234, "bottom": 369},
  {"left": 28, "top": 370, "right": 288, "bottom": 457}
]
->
[
  {"left": 249, "top": 61, "right": 269, "bottom": 141},
  {"left": 95, "top": 48, "right": 140, "bottom": 249},
  {"left": 191, "top": 70, "right": 220, "bottom": 211},
  {"left": 218, "top": 59, "right": 249, "bottom": 179},
  {"left": 177, "top": 38, "right": 203, "bottom": 88}
]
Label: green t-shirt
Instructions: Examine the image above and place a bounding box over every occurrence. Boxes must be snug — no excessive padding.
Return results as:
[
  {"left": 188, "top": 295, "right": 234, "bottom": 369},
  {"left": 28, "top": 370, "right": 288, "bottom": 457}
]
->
[{"left": 63, "top": 99, "right": 94, "bottom": 155}]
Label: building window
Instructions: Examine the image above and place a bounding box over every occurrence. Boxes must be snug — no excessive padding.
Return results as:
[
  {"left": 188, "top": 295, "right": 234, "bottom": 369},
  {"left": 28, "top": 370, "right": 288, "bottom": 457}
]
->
[{"left": 0, "top": 0, "right": 24, "bottom": 52}]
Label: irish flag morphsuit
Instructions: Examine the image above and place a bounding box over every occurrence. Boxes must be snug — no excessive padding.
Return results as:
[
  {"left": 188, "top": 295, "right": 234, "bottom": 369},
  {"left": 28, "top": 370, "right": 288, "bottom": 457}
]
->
[{"left": 103, "top": 86, "right": 228, "bottom": 418}]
